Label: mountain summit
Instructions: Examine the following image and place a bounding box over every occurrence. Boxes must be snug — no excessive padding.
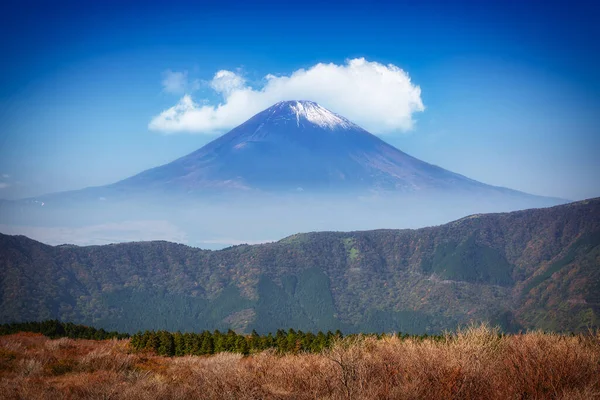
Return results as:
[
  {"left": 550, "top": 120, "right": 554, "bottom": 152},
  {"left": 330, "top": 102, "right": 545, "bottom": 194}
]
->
[
  {"left": 268, "top": 100, "right": 358, "bottom": 130},
  {"left": 109, "top": 100, "right": 523, "bottom": 195}
]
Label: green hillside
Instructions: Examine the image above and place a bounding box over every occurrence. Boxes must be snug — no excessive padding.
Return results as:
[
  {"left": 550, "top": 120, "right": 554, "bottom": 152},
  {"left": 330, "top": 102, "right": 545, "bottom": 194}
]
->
[{"left": 1, "top": 198, "right": 599, "bottom": 334}]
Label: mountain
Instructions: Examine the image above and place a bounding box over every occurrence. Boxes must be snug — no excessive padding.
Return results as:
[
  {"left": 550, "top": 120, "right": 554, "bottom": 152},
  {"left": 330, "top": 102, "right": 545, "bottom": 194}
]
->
[
  {"left": 115, "top": 100, "right": 496, "bottom": 194},
  {"left": 0, "top": 100, "right": 564, "bottom": 248},
  {"left": 1, "top": 198, "right": 598, "bottom": 334},
  {"left": 35, "top": 100, "right": 559, "bottom": 200}
]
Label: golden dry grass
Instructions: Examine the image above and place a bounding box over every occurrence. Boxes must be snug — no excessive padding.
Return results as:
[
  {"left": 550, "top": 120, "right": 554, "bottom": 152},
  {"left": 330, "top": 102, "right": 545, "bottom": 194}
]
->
[{"left": 0, "top": 325, "right": 599, "bottom": 399}]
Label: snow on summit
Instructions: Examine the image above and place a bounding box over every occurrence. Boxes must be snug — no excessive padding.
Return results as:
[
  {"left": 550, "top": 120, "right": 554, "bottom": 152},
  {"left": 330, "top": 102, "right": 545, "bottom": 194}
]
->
[{"left": 275, "top": 100, "right": 356, "bottom": 130}]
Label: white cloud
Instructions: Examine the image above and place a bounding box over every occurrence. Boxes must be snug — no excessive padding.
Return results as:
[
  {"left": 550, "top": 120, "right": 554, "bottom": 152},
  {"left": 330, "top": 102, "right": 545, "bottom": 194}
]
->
[
  {"left": 149, "top": 58, "right": 424, "bottom": 135},
  {"left": 0, "top": 183, "right": 10, "bottom": 189},
  {"left": 210, "top": 70, "right": 246, "bottom": 95},
  {"left": 161, "top": 70, "right": 200, "bottom": 94},
  {"left": 2, "top": 174, "right": 9, "bottom": 179}
]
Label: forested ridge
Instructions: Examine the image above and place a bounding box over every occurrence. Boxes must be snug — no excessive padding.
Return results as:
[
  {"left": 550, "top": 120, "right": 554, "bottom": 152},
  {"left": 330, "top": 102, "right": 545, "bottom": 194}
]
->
[{"left": 1, "top": 198, "right": 599, "bottom": 334}]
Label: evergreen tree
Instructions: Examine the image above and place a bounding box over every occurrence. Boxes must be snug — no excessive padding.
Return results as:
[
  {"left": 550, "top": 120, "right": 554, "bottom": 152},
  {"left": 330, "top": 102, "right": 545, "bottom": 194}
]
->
[
  {"left": 225, "top": 329, "right": 237, "bottom": 352},
  {"left": 190, "top": 334, "right": 202, "bottom": 355},
  {"left": 130, "top": 332, "right": 142, "bottom": 349},
  {"left": 183, "top": 332, "right": 194, "bottom": 355},
  {"left": 235, "top": 336, "right": 249, "bottom": 355},
  {"left": 302, "top": 332, "right": 315, "bottom": 353},
  {"left": 286, "top": 329, "right": 299, "bottom": 354},
  {"left": 158, "top": 331, "right": 175, "bottom": 356},
  {"left": 200, "top": 332, "right": 214, "bottom": 355},
  {"left": 276, "top": 330, "right": 287, "bottom": 353},
  {"left": 314, "top": 331, "right": 327, "bottom": 352},
  {"left": 173, "top": 331, "right": 185, "bottom": 356},
  {"left": 249, "top": 329, "right": 260, "bottom": 351},
  {"left": 146, "top": 331, "right": 160, "bottom": 352},
  {"left": 213, "top": 330, "right": 225, "bottom": 353}
]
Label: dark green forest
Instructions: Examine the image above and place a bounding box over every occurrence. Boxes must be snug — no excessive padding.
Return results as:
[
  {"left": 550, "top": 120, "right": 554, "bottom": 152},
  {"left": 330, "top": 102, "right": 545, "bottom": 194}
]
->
[{"left": 1, "top": 198, "right": 599, "bottom": 334}]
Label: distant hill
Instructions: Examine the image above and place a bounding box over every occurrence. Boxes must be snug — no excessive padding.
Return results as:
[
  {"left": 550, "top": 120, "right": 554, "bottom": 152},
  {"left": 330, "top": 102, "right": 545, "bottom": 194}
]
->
[{"left": 1, "top": 198, "right": 598, "bottom": 334}]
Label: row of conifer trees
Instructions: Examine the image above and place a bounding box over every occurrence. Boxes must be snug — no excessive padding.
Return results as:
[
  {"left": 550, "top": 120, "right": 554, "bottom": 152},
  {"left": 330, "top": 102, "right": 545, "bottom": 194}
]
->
[
  {"left": 130, "top": 329, "right": 344, "bottom": 356},
  {"left": 129, "top": 328, "right": 436, "bottom": 356},
  {"left": 1, "top": 320, "right": 443, "bottom": 357}
]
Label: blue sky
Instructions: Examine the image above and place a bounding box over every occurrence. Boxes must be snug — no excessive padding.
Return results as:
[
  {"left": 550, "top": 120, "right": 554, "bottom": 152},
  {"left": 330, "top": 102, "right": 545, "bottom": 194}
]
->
[{"left": 0, "top": 0, "right": 598, "bottom": 200}]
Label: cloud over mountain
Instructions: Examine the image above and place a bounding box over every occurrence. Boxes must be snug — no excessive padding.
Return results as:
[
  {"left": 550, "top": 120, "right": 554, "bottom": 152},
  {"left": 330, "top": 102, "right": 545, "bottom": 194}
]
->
[
  {"left": 161, "top": 70, "right": 200, "bottom": 94},
  {"left": 149, "top": 58, "right": 424, "bottom": 135}
]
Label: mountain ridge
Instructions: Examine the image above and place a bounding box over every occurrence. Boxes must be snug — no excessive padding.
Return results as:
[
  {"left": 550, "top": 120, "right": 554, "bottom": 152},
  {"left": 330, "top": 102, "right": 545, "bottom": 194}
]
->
[{"left": 1, "top": 197, "right": 598, "bottom": 334}]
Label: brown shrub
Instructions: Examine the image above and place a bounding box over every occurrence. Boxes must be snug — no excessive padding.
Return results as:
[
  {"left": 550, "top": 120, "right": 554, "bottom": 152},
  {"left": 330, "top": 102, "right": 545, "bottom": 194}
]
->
[
  {"left": 44, "top": 337, "right": 75, "bottom": 351},
  {"left": 77, "top": 341, "right": 137, "bottom": 373},
  {"left": 0, "top": 326, "right": 598, "bottom": 400},
  {"left": 501, "top": 331, "right": 600, "bottom": 398},
  {"left": 17, "top": 358, "right": 44, "bottom": 377},
  {"left": 0, "top": 348, "right": 18, "bottom": 372},
  {"left": 46, "top": 359, "right": 75, "bottom": 376}
]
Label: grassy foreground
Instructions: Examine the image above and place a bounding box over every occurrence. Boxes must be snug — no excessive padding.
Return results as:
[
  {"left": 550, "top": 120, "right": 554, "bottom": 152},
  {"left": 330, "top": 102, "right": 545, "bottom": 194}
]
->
[{"left": 0, "top": 325, "right": 599, "bottom": 399}]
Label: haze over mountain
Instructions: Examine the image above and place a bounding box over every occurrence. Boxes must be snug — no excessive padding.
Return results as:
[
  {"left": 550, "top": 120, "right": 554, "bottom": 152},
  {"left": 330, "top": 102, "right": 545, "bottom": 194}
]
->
[
  {"left": 0, "top": 101, "right": 565, "bottom": 247},
  {"left": 1, "top": 198, "right": 598, "bottom": 334}
]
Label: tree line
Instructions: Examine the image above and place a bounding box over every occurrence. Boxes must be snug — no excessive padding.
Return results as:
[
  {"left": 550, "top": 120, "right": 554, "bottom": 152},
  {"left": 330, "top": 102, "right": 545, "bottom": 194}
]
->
[
  {"left": 0, "top": 320, "right": 129, "bottom": 340},
  {"left": 0, "top": 320, "right": 446, "bottom": 356},
  {"left": 129, "top": 328, "right": 443, "bottom": 356},
  {"left": 130, "top": 328, "right": 345, "bottom": 356}
]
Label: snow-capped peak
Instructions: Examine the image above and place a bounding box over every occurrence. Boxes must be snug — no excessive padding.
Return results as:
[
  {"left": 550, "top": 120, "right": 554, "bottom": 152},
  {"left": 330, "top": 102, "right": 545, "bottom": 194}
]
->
[{"left": 275, "top": 100, "right": 356, "bottom": 130}]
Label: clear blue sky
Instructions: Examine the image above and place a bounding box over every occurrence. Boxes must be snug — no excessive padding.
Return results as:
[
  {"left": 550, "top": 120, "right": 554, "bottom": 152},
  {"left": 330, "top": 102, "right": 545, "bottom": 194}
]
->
[{"left": 0, "top": 0, "right": 598, "bottom": 200}]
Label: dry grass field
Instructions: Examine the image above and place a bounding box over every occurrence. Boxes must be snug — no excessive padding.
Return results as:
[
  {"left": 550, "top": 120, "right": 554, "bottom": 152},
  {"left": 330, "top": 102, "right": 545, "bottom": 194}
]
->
[{"left": 1, "top": 325, "right": 599, "bottom": 399}]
